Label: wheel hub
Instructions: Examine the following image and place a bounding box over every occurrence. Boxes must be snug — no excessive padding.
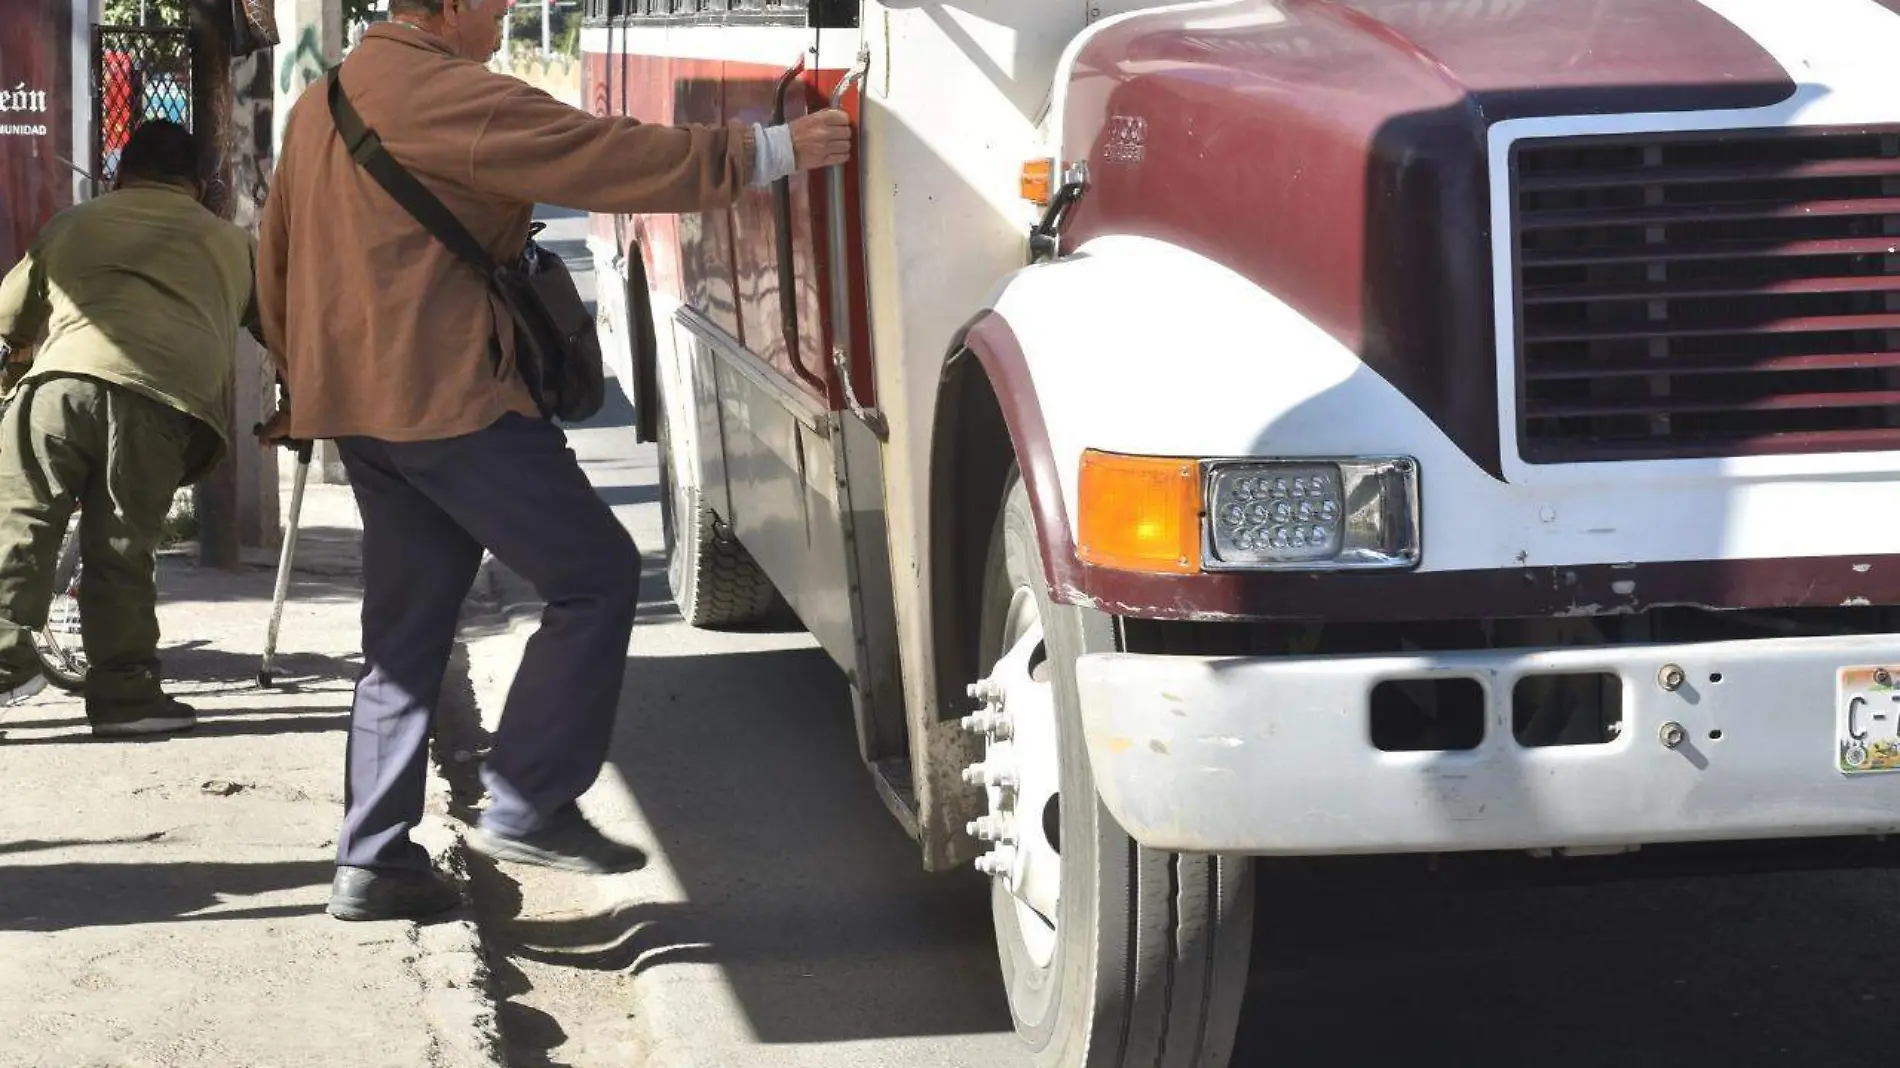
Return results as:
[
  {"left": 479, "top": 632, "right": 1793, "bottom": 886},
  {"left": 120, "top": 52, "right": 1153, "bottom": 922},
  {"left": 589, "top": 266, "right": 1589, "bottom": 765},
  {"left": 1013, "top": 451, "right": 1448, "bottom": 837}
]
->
[{"left": 964, "top": 587, "right": 1062, "bottom": 967}]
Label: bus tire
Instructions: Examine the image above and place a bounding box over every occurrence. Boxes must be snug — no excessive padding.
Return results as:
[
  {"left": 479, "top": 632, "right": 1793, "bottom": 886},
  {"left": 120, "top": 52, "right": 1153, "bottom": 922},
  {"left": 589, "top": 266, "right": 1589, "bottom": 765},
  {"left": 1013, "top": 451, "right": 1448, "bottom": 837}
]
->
[
  {"left": 973, "top": 470, "right": 1255, "bottom": 1068},
  {"left": 656, "top": 392, "right": 776, "bottom": 628}
]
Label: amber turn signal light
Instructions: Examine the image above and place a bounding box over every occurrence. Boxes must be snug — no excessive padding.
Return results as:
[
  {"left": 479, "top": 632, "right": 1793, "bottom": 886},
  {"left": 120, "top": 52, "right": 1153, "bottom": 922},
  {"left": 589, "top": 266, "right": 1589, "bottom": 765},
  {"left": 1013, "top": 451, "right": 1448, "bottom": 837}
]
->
[
  {"left": 1077, "top": 451, "right": 1203, "bottom": 575},
  {"left": 1020, "top": 158, "right": 1055, "bottom": 205}
]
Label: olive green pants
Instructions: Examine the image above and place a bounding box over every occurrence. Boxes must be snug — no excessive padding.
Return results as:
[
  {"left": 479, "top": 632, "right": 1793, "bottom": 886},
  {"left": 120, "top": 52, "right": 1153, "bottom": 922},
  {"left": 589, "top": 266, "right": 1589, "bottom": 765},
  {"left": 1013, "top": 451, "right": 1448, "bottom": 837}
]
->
[{"left": 0, "top": 375, "right": 195, "bottom": 715}]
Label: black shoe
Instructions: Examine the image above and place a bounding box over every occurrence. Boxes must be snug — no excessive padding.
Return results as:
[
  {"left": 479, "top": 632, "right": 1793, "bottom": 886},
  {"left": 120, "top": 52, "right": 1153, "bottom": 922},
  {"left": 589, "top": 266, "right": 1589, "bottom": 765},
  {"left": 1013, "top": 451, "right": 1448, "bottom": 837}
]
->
[
  {"left": 327, "top": 865, "right": 463, "bottom": 922},
  {"left": 89, "top": 695, "right": 197, "bottom": 738},
  {"left": 469, "top": 818, "right": 649, "bottom": 875}
]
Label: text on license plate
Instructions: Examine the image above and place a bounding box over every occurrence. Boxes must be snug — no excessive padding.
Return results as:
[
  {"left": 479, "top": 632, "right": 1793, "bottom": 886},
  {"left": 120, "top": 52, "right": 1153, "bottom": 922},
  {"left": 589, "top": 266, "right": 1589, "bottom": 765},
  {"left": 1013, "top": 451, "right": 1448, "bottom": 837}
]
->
[{"left": 1839, "top": 666, "right": 1900, "bottom": 774}]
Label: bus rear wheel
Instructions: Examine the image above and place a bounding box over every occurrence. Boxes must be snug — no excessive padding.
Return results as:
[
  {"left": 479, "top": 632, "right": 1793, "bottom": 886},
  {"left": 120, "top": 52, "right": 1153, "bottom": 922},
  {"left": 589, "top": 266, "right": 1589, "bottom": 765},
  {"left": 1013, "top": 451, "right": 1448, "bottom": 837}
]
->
[
  {"left": 967, "top": 470, "right": 1255, "bottom": 1068},
  {"left": 656, "top": 387, "right": 776, "bottom": 628}
]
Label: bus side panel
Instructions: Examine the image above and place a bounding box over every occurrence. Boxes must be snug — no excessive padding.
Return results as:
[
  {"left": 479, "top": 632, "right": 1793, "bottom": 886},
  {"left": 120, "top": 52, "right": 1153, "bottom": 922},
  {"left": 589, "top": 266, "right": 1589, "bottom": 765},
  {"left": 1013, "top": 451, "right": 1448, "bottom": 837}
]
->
[
  {"left": 711, "top": 331, "right": 860, "bottom": 673},
  {"left": 859, "top": 3, "right": 1093, "bottom": 866},
  {"left": 611, "top": 31, "right": 694, "bottom": 318},
  {"left": 584, "top": 47, "right": 618, "bottom": 257},
  {"left": 615, "top": 26, "right": 859, "bottom": 671},
  {"left": 590, "top": 18, "right": 908, "bottom": 821},
  {"left": 710, "top": 27, "right": 835, "bottom": 411},
  {"left": 729, "top": 58, "right": 808, "bottom": 398},
  {"left": 663, "top": 58, "right": 743, "bottom": 344}
]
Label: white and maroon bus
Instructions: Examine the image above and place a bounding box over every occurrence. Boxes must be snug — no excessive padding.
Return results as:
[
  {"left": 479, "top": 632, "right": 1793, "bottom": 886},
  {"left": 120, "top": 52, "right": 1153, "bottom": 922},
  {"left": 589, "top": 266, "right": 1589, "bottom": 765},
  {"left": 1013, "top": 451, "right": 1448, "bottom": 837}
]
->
[{"left": 582, "top": 3, "right": 1900, "bottom": 1064}]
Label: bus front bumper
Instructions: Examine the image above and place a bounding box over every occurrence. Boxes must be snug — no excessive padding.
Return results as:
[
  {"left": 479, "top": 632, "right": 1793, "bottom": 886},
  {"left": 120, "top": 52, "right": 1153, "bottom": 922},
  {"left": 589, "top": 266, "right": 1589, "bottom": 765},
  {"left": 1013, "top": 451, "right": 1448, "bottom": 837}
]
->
[{"left": 1073, "top": 633, "right": 1900, "bottom": 855}]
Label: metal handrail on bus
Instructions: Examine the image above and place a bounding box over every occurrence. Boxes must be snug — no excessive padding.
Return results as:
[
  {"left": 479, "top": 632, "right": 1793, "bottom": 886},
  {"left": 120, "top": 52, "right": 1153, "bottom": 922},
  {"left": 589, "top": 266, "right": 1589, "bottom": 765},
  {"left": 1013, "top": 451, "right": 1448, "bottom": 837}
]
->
[
  {"left": 773, "top": 53, "right": 825, "bottom": 392},
  {"left": 824, "top": 47, "right": 888, "bottom": 441}
]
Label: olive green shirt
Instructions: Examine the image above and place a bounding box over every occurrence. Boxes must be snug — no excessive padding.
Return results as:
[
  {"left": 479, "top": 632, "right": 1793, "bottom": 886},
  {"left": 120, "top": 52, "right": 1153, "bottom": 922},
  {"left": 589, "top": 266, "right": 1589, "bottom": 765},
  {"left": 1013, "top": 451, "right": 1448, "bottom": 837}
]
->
[{"left": 0, "top": 183, "right": 258, "bottom": 482}]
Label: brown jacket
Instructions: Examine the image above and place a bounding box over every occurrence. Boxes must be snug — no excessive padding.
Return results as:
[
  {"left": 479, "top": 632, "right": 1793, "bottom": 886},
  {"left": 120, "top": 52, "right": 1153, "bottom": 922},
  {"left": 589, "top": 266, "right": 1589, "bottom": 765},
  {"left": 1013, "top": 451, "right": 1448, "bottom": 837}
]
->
[{"left": 258, "top": 24, "right": 756, "bottom": 441}]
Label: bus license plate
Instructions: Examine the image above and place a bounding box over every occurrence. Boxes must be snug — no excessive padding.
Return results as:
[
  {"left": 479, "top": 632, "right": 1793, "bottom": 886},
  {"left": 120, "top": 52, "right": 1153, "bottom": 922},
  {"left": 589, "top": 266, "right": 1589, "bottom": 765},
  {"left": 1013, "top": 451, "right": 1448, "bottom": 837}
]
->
[{"left": 1838, "top": 666, "right": 1900, "bottom": 774}]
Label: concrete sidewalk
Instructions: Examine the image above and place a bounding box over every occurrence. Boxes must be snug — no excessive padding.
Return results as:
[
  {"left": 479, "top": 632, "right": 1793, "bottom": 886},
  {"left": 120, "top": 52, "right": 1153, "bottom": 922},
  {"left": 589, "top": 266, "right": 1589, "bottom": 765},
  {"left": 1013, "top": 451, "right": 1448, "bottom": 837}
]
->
[{"left": 0, "top": 479, "right": 501, "bottom": 1068}]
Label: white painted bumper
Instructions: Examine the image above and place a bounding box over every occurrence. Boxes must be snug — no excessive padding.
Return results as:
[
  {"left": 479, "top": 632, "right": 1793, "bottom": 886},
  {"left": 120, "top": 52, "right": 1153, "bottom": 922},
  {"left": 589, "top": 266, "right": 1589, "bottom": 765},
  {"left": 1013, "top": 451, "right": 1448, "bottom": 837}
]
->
[{"left": 1073, "top": 635, "right": 1900, "bottom": 855}]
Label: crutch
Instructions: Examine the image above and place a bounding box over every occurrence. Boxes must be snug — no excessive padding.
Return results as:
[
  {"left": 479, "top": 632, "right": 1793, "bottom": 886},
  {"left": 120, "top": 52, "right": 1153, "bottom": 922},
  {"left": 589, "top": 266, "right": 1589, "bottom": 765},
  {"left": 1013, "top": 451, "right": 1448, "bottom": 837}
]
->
[{"left": 256, "top": 429, "right": 314, "bottom": 690}]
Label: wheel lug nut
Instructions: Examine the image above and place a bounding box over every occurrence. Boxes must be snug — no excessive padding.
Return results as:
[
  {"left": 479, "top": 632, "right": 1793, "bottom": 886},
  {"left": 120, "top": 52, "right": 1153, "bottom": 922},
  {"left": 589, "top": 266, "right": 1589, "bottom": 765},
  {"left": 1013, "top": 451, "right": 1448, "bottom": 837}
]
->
[
  {"left": 959, "top": 710, "right": 1013, "bottom": 738},
  {"left": 967, "top": 815, "right": 1015, "bottom": 843},
  {"left": 967, "top": 677, "right": 1002, "bottom": 703},
  {"left": 974, "top": 846, "right": 1017, "bottom": 876},
  {"left": 961, "top": 762, "right": 1017, "bottom": 789}
]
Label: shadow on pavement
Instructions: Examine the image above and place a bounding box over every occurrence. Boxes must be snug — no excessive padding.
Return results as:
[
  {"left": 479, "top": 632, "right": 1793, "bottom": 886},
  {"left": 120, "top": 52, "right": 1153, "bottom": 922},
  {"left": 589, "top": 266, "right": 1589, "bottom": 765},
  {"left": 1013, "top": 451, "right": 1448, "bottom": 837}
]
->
[
  {"left": 443, "top": 639, "right": 1012, "bottom": 1048},
  {"left": 1236, "top": 849, "right": 1900, "bottom": 1067},
  {"left": 2, "top": 702, "right": 344, "bottom": 732},
  {"left": 499, "top": 900, "right": 715, "bottom": 974},
  {"left": 160, "top": 643, "right": 363, "bottom": 690},
  {"left": 597, "top": 646, "right": 1014, "bottom": 1044},
  {"left": 593, "top": 483, "right": 658, "bottom": 509},
  {"left": 0, "top": 832, "right": 168, "bottom": 857},
  {"left": 0, "top": 859, "right": 333, "bottom": 932},
  {"left": 0, "top": 713, "right": 348, "bottom": 746}
]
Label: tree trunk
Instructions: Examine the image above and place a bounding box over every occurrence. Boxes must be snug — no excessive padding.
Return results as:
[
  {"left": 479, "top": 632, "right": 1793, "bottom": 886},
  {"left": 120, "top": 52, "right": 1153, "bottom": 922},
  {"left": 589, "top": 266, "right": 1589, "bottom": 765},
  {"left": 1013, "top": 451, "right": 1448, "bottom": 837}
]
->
[
  {"left": 189, "top": 0, "right": 239, "bottom": 569},
  {"left": 232, "top": 47, "right": 281, "bottom": 551}
]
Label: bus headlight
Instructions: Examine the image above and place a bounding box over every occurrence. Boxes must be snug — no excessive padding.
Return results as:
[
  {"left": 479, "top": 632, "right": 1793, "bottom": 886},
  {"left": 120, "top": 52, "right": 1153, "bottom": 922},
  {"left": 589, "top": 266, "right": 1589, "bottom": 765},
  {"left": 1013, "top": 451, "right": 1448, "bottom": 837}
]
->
[{"left": 1203, "top": 457, "right": 1419, "bottom": 571}]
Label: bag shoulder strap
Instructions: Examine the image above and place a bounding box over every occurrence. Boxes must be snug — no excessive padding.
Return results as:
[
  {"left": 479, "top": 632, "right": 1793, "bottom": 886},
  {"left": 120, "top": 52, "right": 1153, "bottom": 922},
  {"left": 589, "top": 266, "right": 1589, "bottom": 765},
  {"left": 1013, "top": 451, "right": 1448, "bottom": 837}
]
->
[{"left": 324, "top": 68, "right": 495, "bottom": 275}]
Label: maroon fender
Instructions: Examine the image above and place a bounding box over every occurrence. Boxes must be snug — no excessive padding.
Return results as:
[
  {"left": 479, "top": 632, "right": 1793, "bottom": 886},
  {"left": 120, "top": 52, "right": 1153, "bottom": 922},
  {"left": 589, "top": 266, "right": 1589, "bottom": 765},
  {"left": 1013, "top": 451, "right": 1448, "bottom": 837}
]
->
[
  {"left": 1058, "top": 0, "right": 1798, "bottom": 479},
  {"left": 959, "top": 312, "right": 1089, "bottom": 605},
  {"left": 957, "top": 311, "right": 1900, "bottom": 621}
]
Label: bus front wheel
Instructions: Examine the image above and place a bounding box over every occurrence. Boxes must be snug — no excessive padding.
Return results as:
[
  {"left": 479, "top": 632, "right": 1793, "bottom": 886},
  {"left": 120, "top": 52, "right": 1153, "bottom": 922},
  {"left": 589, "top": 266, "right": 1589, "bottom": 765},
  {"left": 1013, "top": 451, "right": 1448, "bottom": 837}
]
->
[{"left": 967, "top": 469, "right": 1255, "bottom": 1068}]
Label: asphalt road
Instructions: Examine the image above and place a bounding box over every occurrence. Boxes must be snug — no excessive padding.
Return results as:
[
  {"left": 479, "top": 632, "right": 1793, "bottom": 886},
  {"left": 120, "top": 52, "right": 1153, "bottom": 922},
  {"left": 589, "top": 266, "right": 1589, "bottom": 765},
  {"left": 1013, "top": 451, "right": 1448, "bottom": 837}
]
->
[{"left": 488, "top": 209, "right": 1900, "bottom": 1068}]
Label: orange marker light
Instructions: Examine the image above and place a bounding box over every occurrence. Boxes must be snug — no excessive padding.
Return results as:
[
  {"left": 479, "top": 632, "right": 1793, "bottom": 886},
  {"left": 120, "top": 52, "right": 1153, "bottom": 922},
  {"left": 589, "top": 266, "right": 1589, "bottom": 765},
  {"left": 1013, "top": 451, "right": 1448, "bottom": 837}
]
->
[
  {"left": 1077, "top": 451, "right": 1203, "bottom": 575},
  {"left": 1020, "top": 158, "right": 1055, "bottom": 205}
]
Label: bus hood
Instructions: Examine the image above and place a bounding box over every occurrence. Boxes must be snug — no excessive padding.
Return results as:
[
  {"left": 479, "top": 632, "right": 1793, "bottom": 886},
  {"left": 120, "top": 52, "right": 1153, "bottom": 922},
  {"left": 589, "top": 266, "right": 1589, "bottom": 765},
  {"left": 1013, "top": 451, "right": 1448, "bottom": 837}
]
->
[{"left": 1058, "top": 0, "right": 1807, "bottom": 477}]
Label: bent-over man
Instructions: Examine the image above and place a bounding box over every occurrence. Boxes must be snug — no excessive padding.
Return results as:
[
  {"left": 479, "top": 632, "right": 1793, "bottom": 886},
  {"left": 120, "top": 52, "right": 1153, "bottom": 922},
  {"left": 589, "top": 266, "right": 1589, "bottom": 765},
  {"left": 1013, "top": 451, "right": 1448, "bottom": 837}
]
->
[
  {"left": 257, "top": 0, "right": 853, "bottom": 922},
  {"left": 0, "top": 119, "right": 256, "bottom": 733}
]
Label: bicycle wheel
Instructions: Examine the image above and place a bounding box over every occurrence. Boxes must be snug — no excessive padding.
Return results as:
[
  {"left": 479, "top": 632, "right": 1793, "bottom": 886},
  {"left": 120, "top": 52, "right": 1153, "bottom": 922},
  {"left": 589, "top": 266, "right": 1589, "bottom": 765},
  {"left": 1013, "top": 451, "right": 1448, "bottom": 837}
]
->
[{"left": 31, "top": 517, "right": 86, "bottom": 693}]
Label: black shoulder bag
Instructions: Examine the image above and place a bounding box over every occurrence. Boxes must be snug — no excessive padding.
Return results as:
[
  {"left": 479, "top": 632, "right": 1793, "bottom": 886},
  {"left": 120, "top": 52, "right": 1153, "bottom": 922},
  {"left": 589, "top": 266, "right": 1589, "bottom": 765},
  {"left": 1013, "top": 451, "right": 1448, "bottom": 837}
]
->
[{"left": 324, "top": 70, "right": 604, "bottom": 423}]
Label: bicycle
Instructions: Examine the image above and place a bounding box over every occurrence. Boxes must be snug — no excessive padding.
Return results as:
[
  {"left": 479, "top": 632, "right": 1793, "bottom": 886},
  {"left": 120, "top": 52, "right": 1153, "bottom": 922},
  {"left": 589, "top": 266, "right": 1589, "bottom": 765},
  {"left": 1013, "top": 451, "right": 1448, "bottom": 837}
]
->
[{"left": 30, "top": 516, "right": 86, "bottom": 692}]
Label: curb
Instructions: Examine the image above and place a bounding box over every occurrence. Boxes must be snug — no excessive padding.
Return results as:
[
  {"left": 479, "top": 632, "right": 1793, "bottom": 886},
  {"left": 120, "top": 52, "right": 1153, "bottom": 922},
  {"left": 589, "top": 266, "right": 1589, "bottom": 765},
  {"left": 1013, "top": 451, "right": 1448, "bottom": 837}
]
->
[
  {"left": 410, "top": 835, "right": 508, "bottom": 1068},
  {"left": 410, "top": 643, "right": 510, "bottom": 1068}
]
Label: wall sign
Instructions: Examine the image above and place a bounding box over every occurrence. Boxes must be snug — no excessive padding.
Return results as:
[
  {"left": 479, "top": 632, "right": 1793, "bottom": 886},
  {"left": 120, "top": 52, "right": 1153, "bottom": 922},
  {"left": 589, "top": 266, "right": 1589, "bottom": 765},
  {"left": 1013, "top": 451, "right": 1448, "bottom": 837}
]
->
[
  {"left": 1, "top": 0, "right": 77, "bottom": 268},
  {"left": 0, "top": 80, "right": 52, "bottom": 136}
]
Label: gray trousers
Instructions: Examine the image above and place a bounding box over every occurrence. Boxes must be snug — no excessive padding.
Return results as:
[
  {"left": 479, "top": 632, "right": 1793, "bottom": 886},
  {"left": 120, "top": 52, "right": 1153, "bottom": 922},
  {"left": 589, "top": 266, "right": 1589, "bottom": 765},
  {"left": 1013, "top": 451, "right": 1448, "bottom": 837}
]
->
[{"left": 336, "top": 413, "right": 641, "bottom": 871}]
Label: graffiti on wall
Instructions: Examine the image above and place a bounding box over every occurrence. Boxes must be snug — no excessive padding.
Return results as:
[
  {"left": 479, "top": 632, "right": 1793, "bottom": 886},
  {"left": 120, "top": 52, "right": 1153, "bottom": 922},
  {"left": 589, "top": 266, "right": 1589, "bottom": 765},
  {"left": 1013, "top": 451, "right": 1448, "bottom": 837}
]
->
[
  {"left": 272, "top": 22, "right": 327, "bottom": 158},
  {"left": 230, "top": 49, "right": 274, "bottom": 228},
  {"left": 276, "top": 24, "right": 324, "bottom": 95}
]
